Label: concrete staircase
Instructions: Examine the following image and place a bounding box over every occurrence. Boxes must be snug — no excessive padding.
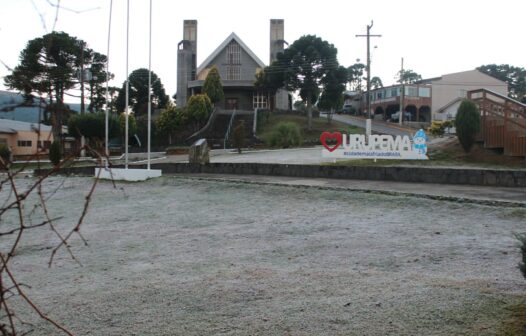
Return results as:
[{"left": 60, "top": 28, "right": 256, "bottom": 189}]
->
[{"left": 187, "top": 109, "right": 257, "bottom": 149}]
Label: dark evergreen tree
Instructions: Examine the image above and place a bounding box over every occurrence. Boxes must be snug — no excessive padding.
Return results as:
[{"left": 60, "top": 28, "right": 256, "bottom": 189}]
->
[
  {"left": 455, "top": 99, "right": 480, "bottom": 153},
  {"left": 115, "top": 68, "right": 169, "bottom": 115},
  {"left": 397, "top": 69, "right": 422, "bottom": 84},
  {"left": 347, "top": 63, "right": 366, "bottom": 91},
  {"left": 257, "top": 35, "right": 343, "bottom": 129},
  {"left": 203, "top": 66, "right": 224, "bottom": 105},
  {"left": 478, "top": 64, "right": 526, "bottom": 103},
  {"left": 5, "top": 32, "right": 85, "bottom": 140}
]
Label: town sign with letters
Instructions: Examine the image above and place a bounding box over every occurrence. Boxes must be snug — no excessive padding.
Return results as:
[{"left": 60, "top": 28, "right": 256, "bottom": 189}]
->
[{"left": 320, "top": 129, "right": 429, "bottom": 160}]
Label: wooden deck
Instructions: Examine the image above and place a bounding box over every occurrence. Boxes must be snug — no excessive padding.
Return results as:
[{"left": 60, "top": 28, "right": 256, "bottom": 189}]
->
[{"left": 468, "top": 89, "right": 526, "bottom": 158}]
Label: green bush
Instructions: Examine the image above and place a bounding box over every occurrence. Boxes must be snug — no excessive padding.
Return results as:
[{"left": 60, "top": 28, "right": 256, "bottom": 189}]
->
[
  {"left": 455, "top": 100, "right": 480, "bottom": 153},
  {"left": 443, "top": 120, "right": 454, "bottom": 129},
  {"left": 49, "top": 140, "right": 62, "bottom": 167},
  {"left": 156, "top": 105, "right": 186, "bottom": 145},
  {"left": 427, "top": 120, "right": 455, "bottom": 137},
  {"left": 518, "top": 233, "right": 526, "bottom": 280},
  {"left": 187, "top": 94, "right": 212, "bottom": 130},
  {"left": 256, "top": 109, "right": 270, "bottom": 132},
  {"left": 68, "top": 112, "right": 121, "bottom": 146},
  {"left": 0, "top": 144, "right": 11, "bottom": 168},
  {"left": 119, "top": 112, "right": 137, "bottom": 136},
  {"left": 428, "top": 121, "right": 446, "bottom": 136},
  {"left": 266, "top": 122, "right": 302, "bottom": 148}
]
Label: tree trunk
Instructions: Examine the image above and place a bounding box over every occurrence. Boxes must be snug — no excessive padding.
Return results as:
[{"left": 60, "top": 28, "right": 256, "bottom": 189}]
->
[
  {"left": 327, "top": 108, "right": 333, "bottom": 124},
  {"left": 89, "top": 81, "right": 94, "bottom": 113},
  {"left": 51, "top": 89, "right": 62, "bottom": 144},
  {"left": 306, "top": 97, "right": 312, "bottom": 131}
]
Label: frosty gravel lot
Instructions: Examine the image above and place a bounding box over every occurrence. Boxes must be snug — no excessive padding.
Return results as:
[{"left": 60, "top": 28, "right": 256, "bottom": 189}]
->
[{"left": 2, "top": 176, "right": 526, "bottom": 335}]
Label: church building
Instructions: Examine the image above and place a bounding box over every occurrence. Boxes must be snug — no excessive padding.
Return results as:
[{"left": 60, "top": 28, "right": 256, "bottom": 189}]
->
[{"left": 176, "top": 19, "right": 289, "bottom": 112}]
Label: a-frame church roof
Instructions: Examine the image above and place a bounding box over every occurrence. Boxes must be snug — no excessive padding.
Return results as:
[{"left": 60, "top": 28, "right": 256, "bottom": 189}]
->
[{"left": 196, "top": 32, "right": 266, "bottom": 75}]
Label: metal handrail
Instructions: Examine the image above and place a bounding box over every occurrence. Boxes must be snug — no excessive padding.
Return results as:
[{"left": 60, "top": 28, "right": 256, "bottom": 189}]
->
[
  {"left": 223, "top": 109, "right": 237, "bottom": 150},
  {"left": 185, "top": 106, "right": 218, "bottom": 144}
]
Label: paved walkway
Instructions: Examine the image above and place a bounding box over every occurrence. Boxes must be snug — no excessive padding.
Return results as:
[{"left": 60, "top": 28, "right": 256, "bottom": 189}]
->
[
  {"left": 144, "top": 136, "right": 458, "bottom": 166},
  {"left": 176, "top": 174, "right": 526, "bottom": 207},
  {"left": 330, "top": 114, "right": 415, "bottom": 137},
  {"left": 124, "top": 137, "right": 525, "bottom": 207}
]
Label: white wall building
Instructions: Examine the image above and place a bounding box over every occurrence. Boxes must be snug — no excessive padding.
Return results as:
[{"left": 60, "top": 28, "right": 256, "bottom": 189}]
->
[{"left": 418, "top": 69, "right": 508, "bottom": 121}]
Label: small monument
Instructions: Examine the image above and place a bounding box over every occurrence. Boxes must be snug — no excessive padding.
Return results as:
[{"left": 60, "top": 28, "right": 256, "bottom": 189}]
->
[{"left": 189, "top": 138, "right": 209, "bottom": 164}]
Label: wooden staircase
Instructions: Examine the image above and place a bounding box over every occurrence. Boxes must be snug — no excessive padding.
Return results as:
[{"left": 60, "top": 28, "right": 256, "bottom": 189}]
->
[{"left": 468, "top": 89, "right": 526, "bottom": 159}]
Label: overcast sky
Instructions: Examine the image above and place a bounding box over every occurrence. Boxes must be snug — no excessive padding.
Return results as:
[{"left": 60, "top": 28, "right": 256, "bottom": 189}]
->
[{"left": 1, "top": 0, "right": 525, "bottom": 103}]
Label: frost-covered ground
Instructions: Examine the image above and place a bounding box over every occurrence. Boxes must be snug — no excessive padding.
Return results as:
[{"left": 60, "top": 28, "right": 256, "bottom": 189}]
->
[{"left": 1, "top": 176, "right": 525, "bottom": 335}]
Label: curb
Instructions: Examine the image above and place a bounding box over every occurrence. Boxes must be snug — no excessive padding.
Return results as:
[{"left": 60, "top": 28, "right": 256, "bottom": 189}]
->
[
  {"left": 172, "top": 175, "right": 526, "bottom": 208},
  {"left": 34, "top": 162, "right": 526, "bottom": 188}
]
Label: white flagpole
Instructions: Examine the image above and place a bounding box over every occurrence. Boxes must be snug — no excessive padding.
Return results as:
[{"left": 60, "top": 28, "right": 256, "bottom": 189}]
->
[
  {"left": 147, "top": 0, "right": 152, "bottom": 170},
  {"left": 104, "top": 0, "right": 113, "bottom": 164},
  {"left": 125, "top": 0, "right": 130, "bottom": 169}
]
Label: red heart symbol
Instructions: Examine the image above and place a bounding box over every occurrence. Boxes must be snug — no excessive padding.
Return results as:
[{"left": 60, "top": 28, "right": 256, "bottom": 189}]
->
[{"left": 320, "top": 132, "right": 342, "bottom": 152}]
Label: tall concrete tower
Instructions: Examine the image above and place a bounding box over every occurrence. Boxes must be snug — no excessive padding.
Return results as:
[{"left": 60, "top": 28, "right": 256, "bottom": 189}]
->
[
  {"left": 177, "top": 20, "right": 197, "bottom": 107},
  {"left": 269, "top": 19, "right": 288, "bottom": 110},
  {"left": 269, "top": 19, "right": 284, "bottom": 64}
]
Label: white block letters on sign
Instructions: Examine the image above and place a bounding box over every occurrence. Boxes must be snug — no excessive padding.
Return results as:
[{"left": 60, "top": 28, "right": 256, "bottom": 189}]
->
[{"left": 320, "top": 129, "right": 428, "bottom": 160}]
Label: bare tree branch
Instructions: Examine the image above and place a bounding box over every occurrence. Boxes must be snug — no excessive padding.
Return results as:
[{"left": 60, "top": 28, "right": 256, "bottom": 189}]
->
[{"left": 0, "top": 254, "right": 73, "bottom": 335}]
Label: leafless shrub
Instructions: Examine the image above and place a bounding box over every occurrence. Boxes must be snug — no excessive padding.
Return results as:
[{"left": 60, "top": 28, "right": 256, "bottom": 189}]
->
[
  {"left": 0, "top": 2, "right": 113, "bottom": 333},
  {"left": 0, "top": 144, "right": 108, "bottom": 335}
]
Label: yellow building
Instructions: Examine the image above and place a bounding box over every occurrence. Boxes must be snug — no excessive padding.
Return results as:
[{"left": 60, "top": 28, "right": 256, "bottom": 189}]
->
[{"left": 0, "top": 119, "right": 53, "bottom": 159}]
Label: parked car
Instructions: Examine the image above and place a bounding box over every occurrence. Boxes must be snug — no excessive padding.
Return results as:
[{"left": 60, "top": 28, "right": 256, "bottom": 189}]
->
[
  {"left": 390, "top": 111, "right": 411, "bottom": 122},
  {"left": 342, "top": 104, "right": 355, "bottom": 114}
]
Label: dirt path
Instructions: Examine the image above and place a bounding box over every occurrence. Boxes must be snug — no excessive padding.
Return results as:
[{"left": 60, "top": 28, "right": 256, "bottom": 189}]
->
[{"left": 2, "top": 176, "right": 525, "bottom": 335}]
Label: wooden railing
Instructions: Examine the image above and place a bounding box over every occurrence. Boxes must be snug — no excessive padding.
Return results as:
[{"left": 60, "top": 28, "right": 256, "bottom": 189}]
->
[{"left": 468, "top": 89, "right": 526, "bottom": 157}]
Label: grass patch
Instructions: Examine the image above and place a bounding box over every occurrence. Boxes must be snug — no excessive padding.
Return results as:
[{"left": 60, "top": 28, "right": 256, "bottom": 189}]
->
[
  {"left": 500, "top": 209, "right": 526, "bottom": 220},
  {"left": 9, "top": 157, "right": 97, "bottom": 172},
  {"left": 257, "top": 113, "right": 362, "bottom": 146},
  {"left": 499, "top": 302, "right": 526, "bottom": 335}
]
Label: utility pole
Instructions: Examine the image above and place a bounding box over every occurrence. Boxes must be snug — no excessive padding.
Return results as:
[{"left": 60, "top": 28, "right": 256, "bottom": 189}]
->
[
  {"left": 399, "top": 57, "right": 404, "bottom": 126},
  {"left": 356, "top": 21, "right": 382, "bottom": 120},
  {"left": 356, "top": 21, "right": 381, "bottom": 139}
]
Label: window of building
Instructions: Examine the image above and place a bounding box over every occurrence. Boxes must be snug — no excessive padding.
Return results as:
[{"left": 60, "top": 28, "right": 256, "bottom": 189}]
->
[
  {"left": 418, "top": 87, "right": 431, "bottom": 97},
  {"left": 0, "top": 138, "right": 7, "bottom": 146},
  {"left": 226, "top": 41, "right": 241, "bottom": 65},
  {"left": 253, "top": 92, "right": 268, "bottom": 109},
  {"left": 391, "top": 87, "right": 400, "bottom": 97},
  {"left": 17, "top": 140, "right": 32, "bottom": 147},
  {"left": 225, "top": 40, "right": 241, "bottom": 80},
  {"left": 226, "top": 66, "right": 240, "bottom": 80},
  {"left": 405, "top": 87, "right": 418, "bottom": 97}
]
